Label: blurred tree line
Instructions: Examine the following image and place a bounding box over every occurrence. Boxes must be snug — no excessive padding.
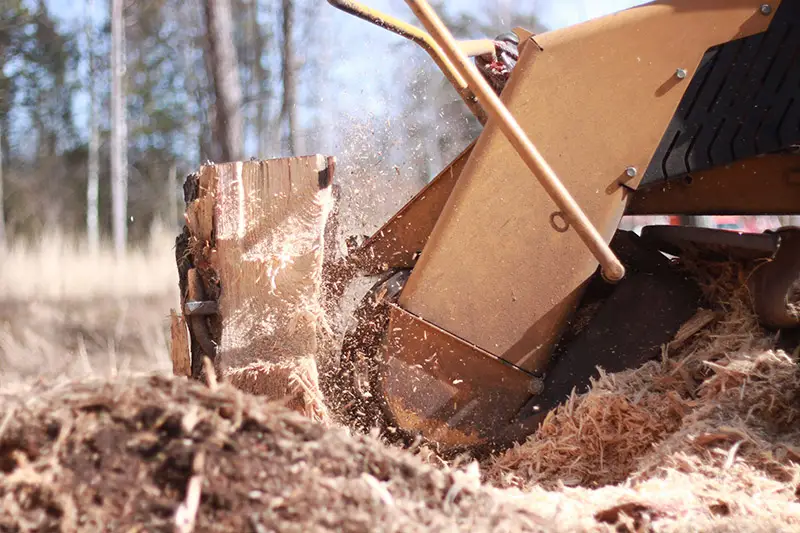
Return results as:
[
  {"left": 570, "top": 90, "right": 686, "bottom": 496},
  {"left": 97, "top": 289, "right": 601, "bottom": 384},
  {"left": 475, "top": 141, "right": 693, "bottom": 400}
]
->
[{"left": 0, "top": 0, "right": 544, "bottom": 250}]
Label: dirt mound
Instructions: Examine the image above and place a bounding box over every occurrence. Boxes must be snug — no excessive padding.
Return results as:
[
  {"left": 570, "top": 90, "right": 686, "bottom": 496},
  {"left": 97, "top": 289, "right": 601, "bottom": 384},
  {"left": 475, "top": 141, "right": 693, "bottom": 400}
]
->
[
  {"left": 1, "top": 369, "right": 799, "bottom": 532},
  {"left": 0, "top": 375, "right": 550, "bottom": 532},
  {"left": 3, "top": 259, "right": 800, "bottom": 532}
]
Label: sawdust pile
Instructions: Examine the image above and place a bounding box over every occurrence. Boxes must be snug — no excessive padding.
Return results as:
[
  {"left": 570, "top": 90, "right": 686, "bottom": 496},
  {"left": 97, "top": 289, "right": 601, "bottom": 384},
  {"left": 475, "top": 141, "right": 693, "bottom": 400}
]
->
[
  {"left": 0, "top": 375, "right": 633, "bottom": 533},
  {"left": 1, "top": 373, "right": 798, "bottom": 533},
  {"left": 3, "top": 259, "right": 800, "bottom": 531},
  {"left": 485, "top": 258, "right": 800, "bottom": 509}
]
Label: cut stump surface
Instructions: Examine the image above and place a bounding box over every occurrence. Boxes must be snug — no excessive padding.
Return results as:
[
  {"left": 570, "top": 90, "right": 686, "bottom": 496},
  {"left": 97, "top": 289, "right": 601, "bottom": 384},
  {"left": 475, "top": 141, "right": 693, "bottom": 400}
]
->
[{"left": 176, "top": 155, "right": 335, "bottom": 422}]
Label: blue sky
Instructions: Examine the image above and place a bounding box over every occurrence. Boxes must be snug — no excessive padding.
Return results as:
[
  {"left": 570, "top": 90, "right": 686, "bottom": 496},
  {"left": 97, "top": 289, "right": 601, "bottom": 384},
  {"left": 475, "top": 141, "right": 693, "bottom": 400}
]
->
[
  {"left": 538, "top": 0, "right": 643, "bottom": 28},
  {"left": 317, "top": 0, "right": 646, "bottom": 136}
]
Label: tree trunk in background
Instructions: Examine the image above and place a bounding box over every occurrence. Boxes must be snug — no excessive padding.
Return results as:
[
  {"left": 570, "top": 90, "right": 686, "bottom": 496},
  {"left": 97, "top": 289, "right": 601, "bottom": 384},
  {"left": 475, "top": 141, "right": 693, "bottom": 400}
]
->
[
  {"left": 178, "top": 1, "right": 206, "bottom": 164},
  {"left": 0, "top": 123, "right": 5, "bottom": 251},
  {"left": 253, "top": 0, "right": 269, "bottom": 158},
  {"left": 111, "top": 0, "right": 128, "bottom": 257},
  {"left": 204, "top": 0, "right": 244, "bottom": 162},
  {"left": 280, "top": 0, "right": 297, "bottom": 155},
  {"left": 303, "top": 2, "right": 327, "bottom": 152},
  {"left": 167, "top": 163, "right": 178, "bottom": 229},
  {"left": 256, "top": 64, "right": 268, "bottom": 157},
  {"left": 86, "top": 0, "right": 100, "bottom": 254}
]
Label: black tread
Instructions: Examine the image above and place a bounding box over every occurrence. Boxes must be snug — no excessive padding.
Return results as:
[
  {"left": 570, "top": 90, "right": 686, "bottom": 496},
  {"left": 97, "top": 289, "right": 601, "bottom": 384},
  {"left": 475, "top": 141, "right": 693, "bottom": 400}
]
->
[{"left": 641, "top": 0, "right": 800, "bottom": 186}]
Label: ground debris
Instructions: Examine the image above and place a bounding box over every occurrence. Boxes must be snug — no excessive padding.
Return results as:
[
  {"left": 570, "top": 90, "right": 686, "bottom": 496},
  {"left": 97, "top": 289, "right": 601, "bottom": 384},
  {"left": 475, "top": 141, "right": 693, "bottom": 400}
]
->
[
  {"left": 0, "top": 363, "right": 798, "bottom": 532},
  {"left": 3, "top": 258, "right": 800, "bottom": 531},
  {"left": 0, "top": 375, "right": 556, "bottom": 532},
  {"left": 479, "top": 258, "right": 800, "bottom": 531}
]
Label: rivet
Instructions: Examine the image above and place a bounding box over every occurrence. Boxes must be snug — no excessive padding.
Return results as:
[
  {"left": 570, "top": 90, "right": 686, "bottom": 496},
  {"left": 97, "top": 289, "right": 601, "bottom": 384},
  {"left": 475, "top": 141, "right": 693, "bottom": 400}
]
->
[
  {"left": 625, "top": 166, "right": 638, "bottom": 178},
  {"left": 675, "top": 68, "right": 688, "bottom": 80},
  {"left": 760, "top": 4, "right": 772, "bottom": 15}
]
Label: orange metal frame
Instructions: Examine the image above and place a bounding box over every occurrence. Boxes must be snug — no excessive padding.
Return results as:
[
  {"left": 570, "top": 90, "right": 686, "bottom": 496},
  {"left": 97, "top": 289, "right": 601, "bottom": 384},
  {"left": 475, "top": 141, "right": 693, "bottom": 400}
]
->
[{"left": 334, "top": 0, "right": 787, "bottom": 451}]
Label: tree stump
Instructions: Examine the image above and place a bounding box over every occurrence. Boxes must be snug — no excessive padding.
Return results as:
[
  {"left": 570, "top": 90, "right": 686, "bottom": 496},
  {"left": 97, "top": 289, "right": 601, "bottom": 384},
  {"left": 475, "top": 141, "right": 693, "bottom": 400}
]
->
[{"left": 172, "top": 155, "right": 336, "bottom": 422}]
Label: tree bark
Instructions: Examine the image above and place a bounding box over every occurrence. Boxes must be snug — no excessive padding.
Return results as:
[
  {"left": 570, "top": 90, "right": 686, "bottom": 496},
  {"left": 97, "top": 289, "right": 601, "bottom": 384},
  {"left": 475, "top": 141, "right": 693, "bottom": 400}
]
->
[
  {"left": 86, "top": 0, "right": 100, "bottom": 254},
  {"left": 111, "top": 0, "right": 128, "bottom": 257},
  {"left": 204, "top": 0, "right": 244, "bottom": 162},
  {"left": 280, "top": 0, "right": 297, "bottom": 155}
]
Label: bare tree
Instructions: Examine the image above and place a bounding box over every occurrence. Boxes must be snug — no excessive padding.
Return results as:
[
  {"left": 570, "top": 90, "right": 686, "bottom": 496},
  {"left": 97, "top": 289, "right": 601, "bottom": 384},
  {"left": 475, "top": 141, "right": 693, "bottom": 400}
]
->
[
  {"left": 111, "top": 0, "right": 128, "bottom": 257},
  {"left": 0, "top": 123, "right": 5, "bottom": 251},
  {"left": 204, "top": 0, "right": 244, "bottom": 162},
  {"left": 86, "top": 0, "right": 100, "bottom": 253},
  {"left": 298, "top": 1, "right": 327, "bottom": 153},
  {"left": 280, "top": 0, "right": 297, "bottom": 155},
  {"left": 252, "top": 0, "right": 270, "bottom": 157}
]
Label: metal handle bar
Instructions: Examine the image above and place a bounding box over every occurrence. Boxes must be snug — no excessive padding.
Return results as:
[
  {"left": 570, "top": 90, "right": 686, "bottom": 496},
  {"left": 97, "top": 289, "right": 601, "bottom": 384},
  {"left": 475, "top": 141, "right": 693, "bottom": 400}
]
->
[
  {"left": 406, "top": 0, "right": 626, "bottom": 282},
  {"left": 326, "top": 0, "right": 490, "bottom": 124}
]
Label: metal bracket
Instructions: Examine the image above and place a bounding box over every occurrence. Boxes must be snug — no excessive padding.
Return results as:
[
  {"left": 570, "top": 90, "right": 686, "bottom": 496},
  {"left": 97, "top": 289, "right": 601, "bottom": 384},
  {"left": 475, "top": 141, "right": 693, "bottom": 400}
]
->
[{"left": 749, "top": 227, "right": 800, "bottom": 329}]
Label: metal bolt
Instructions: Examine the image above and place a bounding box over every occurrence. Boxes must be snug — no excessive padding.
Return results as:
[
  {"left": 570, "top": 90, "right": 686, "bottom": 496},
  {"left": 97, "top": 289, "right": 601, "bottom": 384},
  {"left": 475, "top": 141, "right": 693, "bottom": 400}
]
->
[
  {"left": 625, "top": 166, "right": 638, "bottom": 179},
  {"left": 760, "top": 4, "right": 772, "bottom": 15},
  {"left": 675, "top": 68, "right": 688, "bottom": 80}
]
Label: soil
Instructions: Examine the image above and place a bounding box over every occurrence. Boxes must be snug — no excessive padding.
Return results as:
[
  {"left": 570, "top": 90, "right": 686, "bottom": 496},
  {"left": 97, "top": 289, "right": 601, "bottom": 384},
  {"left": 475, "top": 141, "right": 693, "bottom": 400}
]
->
[{"left": 0, "top": 375, "right": 565, "bottom": 533}]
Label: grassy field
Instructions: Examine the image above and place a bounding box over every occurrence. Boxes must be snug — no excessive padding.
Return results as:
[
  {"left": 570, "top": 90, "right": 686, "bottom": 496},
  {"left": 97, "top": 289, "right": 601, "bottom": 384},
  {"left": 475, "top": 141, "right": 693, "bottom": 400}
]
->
[{"left": 0, "top": 225, "right": 179, "bottom": 385}]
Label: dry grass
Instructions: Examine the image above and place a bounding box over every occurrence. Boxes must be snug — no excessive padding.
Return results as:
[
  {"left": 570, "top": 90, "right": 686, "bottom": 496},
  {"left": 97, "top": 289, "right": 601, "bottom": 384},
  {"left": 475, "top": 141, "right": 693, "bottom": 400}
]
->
[
  {"left": 0, "top": 225, "right": 178, "bottom": 385},
  {"left": 0, "top": 222, "right": 179, "bottom": 302}
]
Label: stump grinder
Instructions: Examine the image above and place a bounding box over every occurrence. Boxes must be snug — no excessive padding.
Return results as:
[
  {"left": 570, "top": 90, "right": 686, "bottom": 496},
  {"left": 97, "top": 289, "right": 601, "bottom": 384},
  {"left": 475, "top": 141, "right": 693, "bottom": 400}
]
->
[
  {"left": 316, "top": 0, "right": 800, "bottom": 457},
  {"left": 317, "top": 0, "right": 800, "bottom": 457}
]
